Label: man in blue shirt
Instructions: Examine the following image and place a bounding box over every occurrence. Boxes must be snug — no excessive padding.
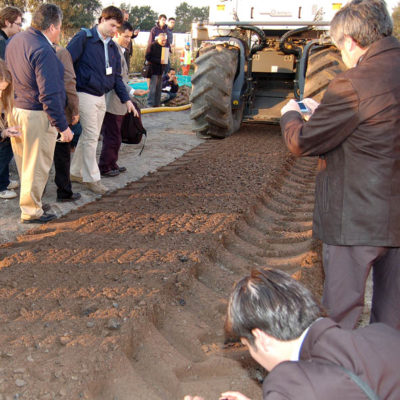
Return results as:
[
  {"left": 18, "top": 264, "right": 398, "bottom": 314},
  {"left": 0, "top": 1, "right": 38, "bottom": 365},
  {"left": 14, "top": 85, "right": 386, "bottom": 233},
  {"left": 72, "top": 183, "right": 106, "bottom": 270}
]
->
[
  {"left": 6, "top": 4, "right": 73, "bottom": 223},
  {"left": 67, "top": 6, "right": 135, "bottom": 195}
]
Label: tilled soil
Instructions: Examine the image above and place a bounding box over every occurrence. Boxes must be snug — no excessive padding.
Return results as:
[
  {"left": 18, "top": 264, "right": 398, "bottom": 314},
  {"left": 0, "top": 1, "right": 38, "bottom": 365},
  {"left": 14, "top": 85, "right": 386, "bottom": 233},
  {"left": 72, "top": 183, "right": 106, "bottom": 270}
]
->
[{"left": 0, "top": 125, "right": 323, "bottom": 399}]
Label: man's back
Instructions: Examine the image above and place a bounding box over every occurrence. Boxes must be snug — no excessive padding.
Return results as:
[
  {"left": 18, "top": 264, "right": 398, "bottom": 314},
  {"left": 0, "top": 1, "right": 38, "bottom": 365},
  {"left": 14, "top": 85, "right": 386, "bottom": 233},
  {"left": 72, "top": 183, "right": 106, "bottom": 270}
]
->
[
  {"left": 6, "top": 27, "right": 66, "bottom": 130},
  {"left": 263, "top": 318, "right": 400, "bottom": 399}
]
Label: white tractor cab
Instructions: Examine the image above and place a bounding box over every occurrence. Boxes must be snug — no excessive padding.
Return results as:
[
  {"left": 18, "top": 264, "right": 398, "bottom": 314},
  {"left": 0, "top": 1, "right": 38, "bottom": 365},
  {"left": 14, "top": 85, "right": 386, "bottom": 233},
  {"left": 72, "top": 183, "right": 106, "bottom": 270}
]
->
[{"left": 190, "top": 0, "right": 348, "bottom": 138}]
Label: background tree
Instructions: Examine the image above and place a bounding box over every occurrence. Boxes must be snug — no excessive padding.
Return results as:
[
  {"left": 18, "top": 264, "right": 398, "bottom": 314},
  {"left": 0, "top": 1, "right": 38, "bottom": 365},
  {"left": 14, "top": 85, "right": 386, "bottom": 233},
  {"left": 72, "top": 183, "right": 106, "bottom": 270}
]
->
[
  {"left": 55, "top": 0, "right": 101, "bottom": 37},
  {"left": 119, "top": 3, "right": 157, "bottom": 31},
  {"left": 174, "top": 2, "right": 209, "bottom": 33},
  {"left": 0, "top": 0, "right": 101, "bottom": 38},
  {"left": 393, "top": 2, "right": 400, "bottom": 40}
]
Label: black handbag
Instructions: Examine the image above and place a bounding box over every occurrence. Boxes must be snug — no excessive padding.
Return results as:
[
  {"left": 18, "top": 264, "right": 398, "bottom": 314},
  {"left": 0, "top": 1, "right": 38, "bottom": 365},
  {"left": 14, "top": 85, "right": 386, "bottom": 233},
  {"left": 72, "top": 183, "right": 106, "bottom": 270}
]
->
[
  {"left": 141, "top": 61, "right": 151, "bottom": 78},
  {"left": 121, "top": 109, "right": 147, "bottom": 155}
]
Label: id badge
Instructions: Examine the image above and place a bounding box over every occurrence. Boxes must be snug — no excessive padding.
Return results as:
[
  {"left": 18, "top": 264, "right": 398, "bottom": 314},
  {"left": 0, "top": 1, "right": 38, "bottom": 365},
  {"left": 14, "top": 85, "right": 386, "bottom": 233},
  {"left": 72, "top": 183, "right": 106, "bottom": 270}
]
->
[{"left": 106, "top": 66, "right": 113, "bottom": 75}]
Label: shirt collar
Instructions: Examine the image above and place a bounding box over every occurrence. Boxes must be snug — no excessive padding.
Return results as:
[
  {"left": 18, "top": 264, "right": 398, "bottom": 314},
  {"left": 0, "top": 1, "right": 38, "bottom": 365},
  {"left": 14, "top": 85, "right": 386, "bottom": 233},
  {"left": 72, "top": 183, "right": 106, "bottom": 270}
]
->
[
  {"left": 290, "top": 325, "right": 311, "bottom": 361},
  {"left": 42, "top": 32, "right": 54, "bottom": 46},
  {"left": 96, "top": 27, "right": 111, "bottom": 44}
]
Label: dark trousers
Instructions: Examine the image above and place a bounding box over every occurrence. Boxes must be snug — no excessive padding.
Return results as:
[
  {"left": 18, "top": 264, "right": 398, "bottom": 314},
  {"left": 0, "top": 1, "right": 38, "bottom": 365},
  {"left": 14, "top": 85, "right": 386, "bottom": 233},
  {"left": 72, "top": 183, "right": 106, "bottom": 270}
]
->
[
  {"left": 0, "top": 139, "right": 13, "bottom": 191},
  {"left": 147, "top": 74, "right": 163, "bottom": 107},
  {"left": 98, "top": 112, "right": 124, "bottom": 174},
  {"left": 54, "top": 141, "right": 73, "bottom": 199},
  {"left": 322, "top": 244, "right": 400, "bottom": 330}
]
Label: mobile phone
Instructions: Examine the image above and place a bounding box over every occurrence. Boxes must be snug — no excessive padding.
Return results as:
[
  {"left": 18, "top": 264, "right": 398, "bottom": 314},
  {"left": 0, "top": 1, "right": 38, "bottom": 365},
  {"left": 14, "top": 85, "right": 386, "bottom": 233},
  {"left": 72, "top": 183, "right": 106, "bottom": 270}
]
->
[{"left": 297, "top": 101, "right": 309, "bottom": 113}]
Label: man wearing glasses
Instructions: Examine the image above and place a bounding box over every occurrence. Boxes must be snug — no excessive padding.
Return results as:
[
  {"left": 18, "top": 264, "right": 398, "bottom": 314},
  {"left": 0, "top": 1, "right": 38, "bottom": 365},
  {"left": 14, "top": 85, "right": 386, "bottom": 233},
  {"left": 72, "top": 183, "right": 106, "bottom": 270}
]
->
[{"left": 0, "top": 6, "right": 23, "bottom": 59}]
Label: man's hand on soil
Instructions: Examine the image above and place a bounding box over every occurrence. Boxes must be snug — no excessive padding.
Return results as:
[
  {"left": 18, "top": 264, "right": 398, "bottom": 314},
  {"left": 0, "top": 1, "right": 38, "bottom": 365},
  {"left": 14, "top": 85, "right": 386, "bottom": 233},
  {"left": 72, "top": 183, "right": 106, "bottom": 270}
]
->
[{"left": 220, "top": 392, "right": 251, "bottom": 400}]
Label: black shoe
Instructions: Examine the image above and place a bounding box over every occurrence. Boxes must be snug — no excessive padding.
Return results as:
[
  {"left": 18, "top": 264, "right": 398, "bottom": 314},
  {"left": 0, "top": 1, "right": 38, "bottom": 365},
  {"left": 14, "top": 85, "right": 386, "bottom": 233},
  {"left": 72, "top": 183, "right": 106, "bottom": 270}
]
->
[
  {"left": 117, "top": 166, "right": 127, "bottom": 173},
  {"left": 21, "top": 213, "right": 57, "bottom": 224},
  {"left": 101, "top": 169, "right": 120, "bottom": 177},
  {"left": 42, "top": 203, "right": 51, "bottom": 212},
  {"left": 56, "top": 192, "right": 81, "bottom": 203}
]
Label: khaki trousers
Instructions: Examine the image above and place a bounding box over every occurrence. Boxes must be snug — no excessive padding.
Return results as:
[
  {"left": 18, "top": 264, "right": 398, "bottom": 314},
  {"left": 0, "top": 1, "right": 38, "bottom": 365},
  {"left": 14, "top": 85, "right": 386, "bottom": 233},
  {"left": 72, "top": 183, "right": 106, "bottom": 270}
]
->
[
  {"left": 11, "top": 108, "right": 57, "bottom": 220},
  {"left": 70, "top": 92, "right": 106, "bottom": 183}
]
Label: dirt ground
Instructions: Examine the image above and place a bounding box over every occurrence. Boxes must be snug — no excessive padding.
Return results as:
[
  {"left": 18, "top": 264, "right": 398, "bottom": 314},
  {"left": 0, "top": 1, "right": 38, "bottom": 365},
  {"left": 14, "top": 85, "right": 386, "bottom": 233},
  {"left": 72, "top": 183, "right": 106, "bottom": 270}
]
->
[{"left": 0, "top": 116, "right": 324, "bottom": 399}]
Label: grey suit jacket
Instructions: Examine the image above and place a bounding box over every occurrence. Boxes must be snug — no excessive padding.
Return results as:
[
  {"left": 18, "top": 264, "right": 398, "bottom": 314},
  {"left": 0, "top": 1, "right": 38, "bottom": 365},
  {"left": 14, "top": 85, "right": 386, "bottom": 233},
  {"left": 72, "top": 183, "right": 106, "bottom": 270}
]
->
[
  {"left": 263, "top": 318, "right": 400, "bottom": 399},
  {"left": 105, "top": 41, "right": 132, "bottom": 116}
]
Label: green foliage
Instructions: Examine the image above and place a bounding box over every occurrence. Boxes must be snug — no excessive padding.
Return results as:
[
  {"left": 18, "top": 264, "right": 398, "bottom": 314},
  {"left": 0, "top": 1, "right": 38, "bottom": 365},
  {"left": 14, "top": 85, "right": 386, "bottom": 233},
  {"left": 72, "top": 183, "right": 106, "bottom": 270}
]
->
[
  {"left": 0, "top": 0, "right": 28, "bottom": 12},
  {"left": 174, "top": 2, "right": 209, "bottom": 33},
  {"left": 119, "top": 3, "right": 157, "bottom": 31},
  {"left": 393, "top": 3, "right": 400, "bottom": 40},
  {"left": 0, "top": 0, "right": 101, "bottom": 37},
  {"left": 55, "top": 0, "right": 102, "bottom": 37}
]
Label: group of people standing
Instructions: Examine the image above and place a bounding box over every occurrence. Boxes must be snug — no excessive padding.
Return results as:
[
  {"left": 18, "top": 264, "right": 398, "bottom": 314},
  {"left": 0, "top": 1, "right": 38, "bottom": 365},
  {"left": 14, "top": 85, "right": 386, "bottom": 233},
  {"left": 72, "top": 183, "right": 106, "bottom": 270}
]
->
[
  {"left": 144, "top": 14, "right": 177, "bottom": 107},
  {"left": 0, "top": 4, "right": 145, "bottom": 224}
]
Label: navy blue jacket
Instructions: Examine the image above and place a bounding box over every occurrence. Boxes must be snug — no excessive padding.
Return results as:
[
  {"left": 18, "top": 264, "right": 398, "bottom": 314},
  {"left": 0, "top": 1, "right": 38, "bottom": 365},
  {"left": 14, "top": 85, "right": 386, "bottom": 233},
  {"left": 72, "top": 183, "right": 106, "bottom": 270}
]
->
[
  {"left": 5, "top": 27, "right": 68, "bottom": 132},
  {"left": 0, "top": 29, "right": 8, "bottom": 59},
  {"left": 67, "top": 26, "right": 129, "bottom": 103}
]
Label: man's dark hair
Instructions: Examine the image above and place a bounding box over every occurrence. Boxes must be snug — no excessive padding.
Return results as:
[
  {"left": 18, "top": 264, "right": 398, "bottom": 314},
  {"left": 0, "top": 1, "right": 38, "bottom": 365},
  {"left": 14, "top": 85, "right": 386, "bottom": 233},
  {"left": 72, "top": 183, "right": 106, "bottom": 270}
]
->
[
  {"left": 169, "top": 67, "right": 176, "bottom": 72},
  {"left": 168, "top": 17, "right": 176, "bottom": 22},
  {"left": 330, "top": 0, "right": 392, "bottom": 48},
  {"left": 31, "top": 4, "right": 62, "bottom": 31},
  {"left": 118, "top": 21, "right": 133, "bottom": 34},
  {"left": 0, "top": 6, "right": 23, "bottom": 29},
  {"left": 226, "top": 268, "right": 323, "bottom": 345},
  {"left": 158, "top": 14, "right": 167, "bottom": 21},
  {"left": 98, "top": 6, "right": 123, "bottom": 25}
]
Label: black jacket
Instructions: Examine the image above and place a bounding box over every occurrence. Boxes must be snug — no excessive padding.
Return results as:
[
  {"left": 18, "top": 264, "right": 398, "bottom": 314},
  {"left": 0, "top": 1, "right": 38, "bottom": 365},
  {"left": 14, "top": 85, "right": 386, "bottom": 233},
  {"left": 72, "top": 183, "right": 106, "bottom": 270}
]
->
[
  {"left": 145, "top": 42, "right": 167, "bottom": 76},
  {"left": 280, "top": 36, "right": 400, "bottom": 246}
]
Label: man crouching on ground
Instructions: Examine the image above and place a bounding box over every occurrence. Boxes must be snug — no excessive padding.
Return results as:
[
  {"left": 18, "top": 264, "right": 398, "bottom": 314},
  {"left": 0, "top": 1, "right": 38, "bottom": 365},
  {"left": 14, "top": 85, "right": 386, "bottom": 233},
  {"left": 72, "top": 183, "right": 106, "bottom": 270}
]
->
[{"left": 185, "top": 268, "right": 400, "bottom": 400}]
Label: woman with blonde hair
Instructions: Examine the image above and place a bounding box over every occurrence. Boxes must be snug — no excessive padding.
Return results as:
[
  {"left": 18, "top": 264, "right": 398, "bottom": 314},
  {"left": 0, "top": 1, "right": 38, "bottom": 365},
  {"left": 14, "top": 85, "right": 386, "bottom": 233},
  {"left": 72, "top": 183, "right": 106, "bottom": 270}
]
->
[{"left": 0, "top": 58, "right": 20, "bottom": 199}]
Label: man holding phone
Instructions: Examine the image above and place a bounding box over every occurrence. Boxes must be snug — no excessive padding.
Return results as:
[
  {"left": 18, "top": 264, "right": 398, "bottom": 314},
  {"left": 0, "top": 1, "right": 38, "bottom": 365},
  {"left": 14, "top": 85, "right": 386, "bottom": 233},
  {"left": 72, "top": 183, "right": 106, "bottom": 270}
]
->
[{"left": 280, "top": 0, "right": 400, "bottom": 330}]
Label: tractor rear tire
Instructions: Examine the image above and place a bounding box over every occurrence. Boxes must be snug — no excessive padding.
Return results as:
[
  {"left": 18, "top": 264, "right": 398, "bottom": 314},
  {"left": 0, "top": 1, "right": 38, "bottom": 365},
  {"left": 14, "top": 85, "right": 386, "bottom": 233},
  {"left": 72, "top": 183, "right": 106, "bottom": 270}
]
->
[
  {"left": 304, "top": 46, "right": 346, "bottom": 103},
  {"left": 190, "top": 44, "right": 243, "bottom": 138}
]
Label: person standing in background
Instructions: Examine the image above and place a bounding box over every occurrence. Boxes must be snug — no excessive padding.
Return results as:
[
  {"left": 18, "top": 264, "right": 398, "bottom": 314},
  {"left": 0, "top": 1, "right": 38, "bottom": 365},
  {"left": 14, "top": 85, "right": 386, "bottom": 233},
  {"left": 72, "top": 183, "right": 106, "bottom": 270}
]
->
[
  {"left": 147, "top": 14, "right": 169, "bottom": 51},
  {"left": 146, "top": 33, "right": 168, "bottom": 107},
  {"left": 0, "top": 6, "right": 23, "bottom": 200},
  {"left": 53, "top": 44, "right": 81, "bottom": 203}
]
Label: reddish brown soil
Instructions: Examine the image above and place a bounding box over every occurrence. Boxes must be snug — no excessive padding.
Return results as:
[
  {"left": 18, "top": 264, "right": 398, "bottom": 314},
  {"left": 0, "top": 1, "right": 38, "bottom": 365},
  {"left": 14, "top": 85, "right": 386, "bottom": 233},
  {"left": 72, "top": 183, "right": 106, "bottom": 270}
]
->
[{"left": 0, "top": 125, "right": 323, "bottom": 400}]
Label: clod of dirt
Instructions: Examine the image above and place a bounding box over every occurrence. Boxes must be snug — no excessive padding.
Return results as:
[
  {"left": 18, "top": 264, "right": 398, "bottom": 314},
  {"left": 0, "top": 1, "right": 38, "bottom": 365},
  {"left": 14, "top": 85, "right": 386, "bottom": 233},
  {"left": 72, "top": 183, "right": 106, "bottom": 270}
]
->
[{"left": 107, "top": 319, "right": 121, "bottom": 330}]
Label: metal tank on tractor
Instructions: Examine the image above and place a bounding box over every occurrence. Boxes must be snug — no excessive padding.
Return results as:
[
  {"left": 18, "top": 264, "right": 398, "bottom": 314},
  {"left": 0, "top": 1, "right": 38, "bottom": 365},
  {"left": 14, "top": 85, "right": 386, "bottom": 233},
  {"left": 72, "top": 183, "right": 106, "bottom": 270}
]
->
[{"left": 190, "top": 0, "right": 347, "bottom": 138}]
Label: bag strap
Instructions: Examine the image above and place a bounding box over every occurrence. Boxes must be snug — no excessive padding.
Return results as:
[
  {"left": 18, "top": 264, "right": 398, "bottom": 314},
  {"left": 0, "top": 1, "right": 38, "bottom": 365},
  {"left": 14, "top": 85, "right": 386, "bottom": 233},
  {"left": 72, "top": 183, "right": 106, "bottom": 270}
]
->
[
  {"left": 335, "top": 365, "right": 380, "bottom": 400},
  {"left": 74, "top": 28, "right": 92, "bottom": 67},
  {"left": 138, "top": 130, "right": 147, "bottom": 156}
]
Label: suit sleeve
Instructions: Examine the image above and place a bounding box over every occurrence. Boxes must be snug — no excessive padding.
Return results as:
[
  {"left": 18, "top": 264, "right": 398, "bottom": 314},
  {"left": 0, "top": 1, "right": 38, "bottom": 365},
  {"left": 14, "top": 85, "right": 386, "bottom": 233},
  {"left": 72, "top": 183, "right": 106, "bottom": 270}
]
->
[
  {"left": 112, "top": 48, "right": 130, "bottom": 104},
  {"left": 280, "top": 78, "right": 360, "bottom": 157},
  {"left": 57, "top": 48, "right": 79, "bottom": 118}
]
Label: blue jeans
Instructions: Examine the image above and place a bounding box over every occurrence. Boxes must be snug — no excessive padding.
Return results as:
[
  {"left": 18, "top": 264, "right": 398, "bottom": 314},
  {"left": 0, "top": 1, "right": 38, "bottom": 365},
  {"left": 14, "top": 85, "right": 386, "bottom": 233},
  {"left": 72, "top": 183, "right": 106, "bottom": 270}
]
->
[{"left": 0, "top": 139, "right": 14, "bottom": 191}]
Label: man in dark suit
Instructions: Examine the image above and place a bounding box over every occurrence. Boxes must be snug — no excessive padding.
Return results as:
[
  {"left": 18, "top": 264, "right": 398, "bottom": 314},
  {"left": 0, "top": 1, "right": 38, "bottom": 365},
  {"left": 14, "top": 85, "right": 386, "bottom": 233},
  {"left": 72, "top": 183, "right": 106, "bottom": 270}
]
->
[
  {"left": 185, "top": 268, "right": 400, "bottom": 400},
  {"left": 280, "top": 0, "right": 400, "bottom": 329}
]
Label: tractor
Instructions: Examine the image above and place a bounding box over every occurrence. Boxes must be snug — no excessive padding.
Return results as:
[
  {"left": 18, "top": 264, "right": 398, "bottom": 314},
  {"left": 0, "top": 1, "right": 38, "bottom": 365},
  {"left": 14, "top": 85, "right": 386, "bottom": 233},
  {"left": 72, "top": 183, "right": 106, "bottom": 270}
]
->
[{"left": 190, "top": 0, "right": 347, "bottom": 138}]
